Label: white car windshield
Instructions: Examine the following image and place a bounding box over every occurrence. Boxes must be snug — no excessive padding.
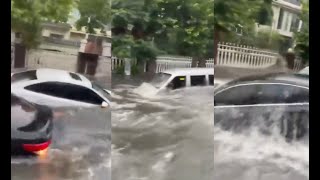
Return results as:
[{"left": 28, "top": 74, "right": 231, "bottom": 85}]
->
[{"left": 150, "top": 73, "right": 172, "bottom": 88}]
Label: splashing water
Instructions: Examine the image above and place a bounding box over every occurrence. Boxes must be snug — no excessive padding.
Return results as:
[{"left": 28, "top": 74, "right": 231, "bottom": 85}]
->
[
  {"left": 214, "top": 106, "right": 309, "bottom": 180},
  {"left": 111, "top": 82, "right": 215, "bottom": 180}
]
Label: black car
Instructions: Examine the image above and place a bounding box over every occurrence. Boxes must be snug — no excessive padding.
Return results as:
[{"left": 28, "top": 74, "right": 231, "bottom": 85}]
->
[
  {"left": 214, "top": 73, "right": 309, "bottom": 140},
  {"left": 11, "top": 94, "right": 53, "bottom": 155}
]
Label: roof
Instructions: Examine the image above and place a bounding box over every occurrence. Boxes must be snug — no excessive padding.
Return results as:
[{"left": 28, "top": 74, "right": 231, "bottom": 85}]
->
[
  {"left": 162, "top": 68, "right": 214, "bottom": 76},
  {"left": 34, "top": 68, "right": 92, "bottom": 87},
  {"left": 217, "top": 72, "right": 309, "bottom": 90}
]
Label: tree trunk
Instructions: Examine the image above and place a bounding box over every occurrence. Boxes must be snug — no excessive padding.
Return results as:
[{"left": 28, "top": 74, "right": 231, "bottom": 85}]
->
[
  {"left": 191, "top": 57, "right": 199, "bottom": 67},
  {"left": 285, "top": 53, "right": 295, "bottom": 70},
  {"left": 198, "top": 57, "right": 206, "bottom": 67},
  {"left": 213, "top": 29, "right": 221, "bottom": 64}
]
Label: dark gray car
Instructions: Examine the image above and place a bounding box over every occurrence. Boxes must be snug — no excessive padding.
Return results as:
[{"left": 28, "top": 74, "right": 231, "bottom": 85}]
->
[{"left": 214, "top": 73, "right": 309, "bottom": 141}]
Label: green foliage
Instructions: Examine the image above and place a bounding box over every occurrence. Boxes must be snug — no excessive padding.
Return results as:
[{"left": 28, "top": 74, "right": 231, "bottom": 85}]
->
[
  {"left": 294, "top": 0, "right": 309, "bottom": 63},
  {"left": 224, "top": 29, "right": 284, "bottom": 51},
  {"left": 115, "top": 64, "right": 125, "bottom": 75},
  {"left": 213, "top": 0, "right": 273, "bottom": 61},
  {"left": 112, "top": 0, "right": 215, "bottom": 68},
  {"left": 11, "top": 0, "right": 74, "bottom": 49},
  {"left": 75, "top": 0, "right": 111, "bottom": 34},
  {"left": 131, "top": 64, "right": 140, "bottom": 76}
]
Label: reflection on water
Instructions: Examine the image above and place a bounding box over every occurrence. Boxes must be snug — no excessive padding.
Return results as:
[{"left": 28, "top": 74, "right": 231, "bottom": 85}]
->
[
  {"left": 111, "top": 81, "right": 214, "bottom": 180},
  {"left": 11, "top": 108, "right": 111, "bottom": 180}
]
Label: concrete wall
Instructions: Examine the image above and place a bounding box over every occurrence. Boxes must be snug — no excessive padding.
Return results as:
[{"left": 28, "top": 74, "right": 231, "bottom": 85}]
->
[
  {"left": 27, "top": 49, "right": 78, "bottom": 71},
  {"left": 26, "top": 48, "right": 112, "bottom": 79}
]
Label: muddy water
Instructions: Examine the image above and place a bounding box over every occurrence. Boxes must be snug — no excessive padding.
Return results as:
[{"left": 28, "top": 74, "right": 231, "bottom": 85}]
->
[
  {"left": 111, "top": 81, "right": 215, "bottom": 180},
  {"left": 214, "top": 108, "right": 309, "bottom": 180},
  {"left": 11, "top": 108, "right": 111, "bottom": 180}
]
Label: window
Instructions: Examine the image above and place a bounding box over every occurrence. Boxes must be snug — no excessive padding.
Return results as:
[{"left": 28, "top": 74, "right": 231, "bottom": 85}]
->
[
  {"left": 209, "top": 75, "right": 214, "bottom": 85},
  {"left": 256, "top": 84, "right": 309, "bottom": 104},
  {"left": 167, "top": 76, "right": 186, "bottom": 90},
  {"left": 215, "top": 84, "right": 259, "bottom": 106},
  {"left": 277, "top": 8, "right": 284, "bottom": 29},
  {"left": 150, "top": 73, "right": 172, "bottom": 88},
  {"left": 25, "top": 82, "right": 104, "bottom": 105},
  {"left": 50, "top": 33, "right": 64, "bottom": 39},
  {"left": 290, "top": 14, "right": 300, "bottom": 32},
  {"left": 191, "top": 75, "right": 206, "bottom": 86},
  {"left": 11, "top": 70, "right": 37, "bottom": 83},
  {"left": 215, "top": 83, "right": 309, "bottom": 106}
]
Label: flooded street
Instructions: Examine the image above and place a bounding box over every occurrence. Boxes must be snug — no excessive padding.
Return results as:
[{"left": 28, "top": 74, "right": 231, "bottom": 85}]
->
[
  {"left": 111, "top": 75, "right": 214, "bottom": 180},
  {"left": 214, "top": 108, "right": 309, "bottom": 180},
  {"left": 11, "top": 89, "right": 111, "bottom": 179}
]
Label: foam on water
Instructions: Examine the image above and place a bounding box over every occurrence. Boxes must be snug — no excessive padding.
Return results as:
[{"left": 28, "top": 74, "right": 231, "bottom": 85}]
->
[{"left": 112, "top": 83, "right": 214, "bottom": 180}]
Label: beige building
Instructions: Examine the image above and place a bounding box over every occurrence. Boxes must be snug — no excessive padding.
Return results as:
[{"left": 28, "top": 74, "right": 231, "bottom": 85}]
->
[{"left": 257, "top": 0, "right": 303, "bottom": 38}]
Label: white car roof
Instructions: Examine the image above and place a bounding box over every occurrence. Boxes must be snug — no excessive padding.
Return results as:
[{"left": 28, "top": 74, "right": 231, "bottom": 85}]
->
[
  {"left": 13, "top": 68, "right": 92, "bottom": 88},
  {"left": 162, "top": 68, "right": 214, "bottom": 76}
]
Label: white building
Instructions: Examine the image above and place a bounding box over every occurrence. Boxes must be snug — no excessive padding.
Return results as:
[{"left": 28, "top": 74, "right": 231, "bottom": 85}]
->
[{"left": 257, "top": 0, "right": 302, "bottom": 38}]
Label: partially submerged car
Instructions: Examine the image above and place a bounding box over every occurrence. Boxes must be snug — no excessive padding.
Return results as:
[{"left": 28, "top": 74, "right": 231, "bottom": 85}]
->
[
  {"left": 214, "top": 73, "right": 309, "bottom": 140},
  {"left": 149, "top": 68, "right": 214, "bottom": 91},
  {"left": 11, "top": 68, "right": 110, "bottom": 108},
  {"left": 11, "top": 94, "right": 53, "bottom": 156}
]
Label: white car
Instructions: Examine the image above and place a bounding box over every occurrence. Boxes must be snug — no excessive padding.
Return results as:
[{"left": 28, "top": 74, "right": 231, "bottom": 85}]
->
[
  {"left": 149, "top": 68, "right": 214, "bottom": 91},
  {"left": 11, "top": 68, "right": 111, "bottom": 108}
]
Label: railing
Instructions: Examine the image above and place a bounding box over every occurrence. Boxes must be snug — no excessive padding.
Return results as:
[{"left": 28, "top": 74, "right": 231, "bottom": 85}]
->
[
  {"left": 155, "top": 56, "right": 192, "bottom": 73},
  {"left": 216, "top": 42, "right": 278, "bottom": 68},
  {"left": 111, "top": 56, "right": 215, "bottom": 73},
  {"left": 111, "top": 56, "right": 124, "bottom": 70}
]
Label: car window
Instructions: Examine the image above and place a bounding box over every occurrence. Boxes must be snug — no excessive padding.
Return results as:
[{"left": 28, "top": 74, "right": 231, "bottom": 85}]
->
[
  {"left": 209, "top": 75, "right": 214, "bottom": 85},
  {"left": 25, "top": 82, "right": 104, "bottom": 105},
  {"left": 191, "top": 75, "right": 206, "bottom": 86},
  {"left": 215, "top": 84, "right": 259, "bottom": 106},
  {"left": 256, "top": 84, "right": 309, "bottom": 103},
  {"left": 215, "top": 83, "right": 309, "bottom": 106},
  {"left": 167, "top": 76, "right": 186, "bottom": 90}
]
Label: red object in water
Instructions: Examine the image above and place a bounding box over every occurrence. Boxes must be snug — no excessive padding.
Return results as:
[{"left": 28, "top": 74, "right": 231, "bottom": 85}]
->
[{"left": 22, "top": 140, "right": 51, "bottom": 153}]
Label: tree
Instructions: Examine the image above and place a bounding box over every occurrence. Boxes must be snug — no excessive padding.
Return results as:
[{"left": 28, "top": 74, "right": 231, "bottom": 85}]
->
[
  {"left": 11, "top": 0, "right": 74, "bottom": 49},
  {"left": 112, "top": 0, "right": 214, "bottom": 73},
  {"left": 75, "top": 0, "right": 111, "bottom": 34},
  {"left": 155, "top": 0, "right": 214, "bottom": 66},
  {"left": 213, "top": 0, "right": 273, "bottom": 63},
  {"left": 294, "top": 0, "right": 309, "bottom": 64}
]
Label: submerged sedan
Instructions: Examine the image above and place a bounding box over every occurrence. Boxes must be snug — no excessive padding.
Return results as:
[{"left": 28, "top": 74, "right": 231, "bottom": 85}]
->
[
  {"left": 214, "top": 73, "right": 309, "bottom": 140},
  {"left": 11, "top": 94, "right": 53, "bottom": 156}
]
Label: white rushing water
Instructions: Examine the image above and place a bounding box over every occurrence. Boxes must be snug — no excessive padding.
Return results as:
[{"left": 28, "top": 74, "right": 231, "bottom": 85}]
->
[
  {"left": 214, "top": 110, "right": 309, "bottom": 180},
  {"left": 111, "top": 83, "right": 215, "bottom": 180}
]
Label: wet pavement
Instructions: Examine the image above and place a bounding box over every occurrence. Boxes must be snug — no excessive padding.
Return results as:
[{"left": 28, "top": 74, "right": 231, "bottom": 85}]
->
[{"left": 111, "top": 74, "right": 214, "bottom": 180}]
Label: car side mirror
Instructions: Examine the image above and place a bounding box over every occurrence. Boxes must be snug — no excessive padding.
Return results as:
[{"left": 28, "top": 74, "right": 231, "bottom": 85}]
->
[{"left": 101, "top": 101, "right": 109, "bottom": 108}]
